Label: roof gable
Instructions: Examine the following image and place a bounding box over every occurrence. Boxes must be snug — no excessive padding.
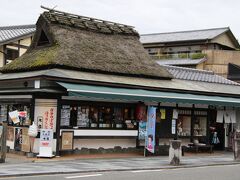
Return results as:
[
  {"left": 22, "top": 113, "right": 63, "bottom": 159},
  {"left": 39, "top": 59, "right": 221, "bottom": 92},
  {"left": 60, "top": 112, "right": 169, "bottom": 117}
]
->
[{"left": 0, "top": 7, "right": 172, "bottom": 79}]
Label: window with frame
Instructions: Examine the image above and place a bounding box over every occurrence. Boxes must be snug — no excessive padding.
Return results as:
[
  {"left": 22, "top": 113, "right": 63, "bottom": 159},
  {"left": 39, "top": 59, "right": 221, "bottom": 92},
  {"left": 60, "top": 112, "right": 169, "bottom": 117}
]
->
[{"left": 60, "top": 103, "right": 137, "bottom": 130}]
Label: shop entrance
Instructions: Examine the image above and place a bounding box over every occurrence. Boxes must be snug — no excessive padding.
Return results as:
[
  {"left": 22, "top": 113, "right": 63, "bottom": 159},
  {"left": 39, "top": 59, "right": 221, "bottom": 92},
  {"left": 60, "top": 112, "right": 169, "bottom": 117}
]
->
[{"left": 209, "top": 110, "right": 225, "bottom": 150}]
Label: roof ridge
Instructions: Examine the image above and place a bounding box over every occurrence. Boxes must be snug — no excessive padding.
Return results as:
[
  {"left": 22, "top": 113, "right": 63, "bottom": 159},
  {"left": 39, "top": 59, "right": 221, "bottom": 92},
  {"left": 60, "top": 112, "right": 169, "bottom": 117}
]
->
[
  {"left": 41, "top": 6, "right": 134, "bottom": 29},
  {"left": 141, "top": 27, "right": 229, "bottom": 36},
  {"left": 163, "top": 65, "right": 214, "bottom": 74},
  {"left": 0, "top": 24, "right": 35, "bottom": 30}
]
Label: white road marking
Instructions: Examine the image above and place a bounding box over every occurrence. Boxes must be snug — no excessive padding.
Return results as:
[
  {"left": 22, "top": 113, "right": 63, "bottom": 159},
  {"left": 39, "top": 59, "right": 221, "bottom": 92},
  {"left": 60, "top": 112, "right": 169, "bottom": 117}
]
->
[
  {"left": 65, "top": 174, "right": 102, "bottom": 179},
  {"left": 131, "top": 169, "right": 163, "bottom": 173}
]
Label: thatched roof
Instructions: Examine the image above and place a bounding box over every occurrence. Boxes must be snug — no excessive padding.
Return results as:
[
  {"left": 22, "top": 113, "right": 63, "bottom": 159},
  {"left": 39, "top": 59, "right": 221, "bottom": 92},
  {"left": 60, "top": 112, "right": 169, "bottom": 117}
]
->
[{"left": 0, "top": 7, "right": 172, "bottom": 79}]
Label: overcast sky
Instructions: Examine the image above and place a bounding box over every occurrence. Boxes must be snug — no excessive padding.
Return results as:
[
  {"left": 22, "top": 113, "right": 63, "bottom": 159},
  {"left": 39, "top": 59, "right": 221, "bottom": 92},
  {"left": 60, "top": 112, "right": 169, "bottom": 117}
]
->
[{"left": 1, "top": 0, "right": 240, "bottom": 39}]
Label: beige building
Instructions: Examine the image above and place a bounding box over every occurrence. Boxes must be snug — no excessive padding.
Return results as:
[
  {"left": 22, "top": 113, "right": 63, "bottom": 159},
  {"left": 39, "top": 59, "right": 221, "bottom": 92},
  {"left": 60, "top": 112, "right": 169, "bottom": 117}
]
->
[
  {"left": 0, "top": 25, "right": 35, "bottom": 67},
  {"left": 140, "top": 27, "right": 240, "bottom": 81}
]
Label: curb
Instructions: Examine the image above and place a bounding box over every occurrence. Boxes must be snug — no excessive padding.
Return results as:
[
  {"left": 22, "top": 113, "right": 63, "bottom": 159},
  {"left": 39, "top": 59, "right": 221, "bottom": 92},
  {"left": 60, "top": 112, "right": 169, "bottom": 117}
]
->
[{"left": 0, "top": 161, "right": 239, "bottom": 178}]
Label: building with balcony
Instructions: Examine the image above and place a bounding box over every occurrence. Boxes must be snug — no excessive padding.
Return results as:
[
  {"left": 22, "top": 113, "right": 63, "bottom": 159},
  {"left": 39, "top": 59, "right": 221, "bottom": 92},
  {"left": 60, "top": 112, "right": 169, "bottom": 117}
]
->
[{"left": 141, "top": 28, "right": 240, "bottom": 80}]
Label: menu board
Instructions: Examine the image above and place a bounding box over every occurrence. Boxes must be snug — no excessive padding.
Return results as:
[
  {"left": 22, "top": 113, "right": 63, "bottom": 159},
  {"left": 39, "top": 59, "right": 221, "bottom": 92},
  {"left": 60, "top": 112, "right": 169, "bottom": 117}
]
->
[
  {"left": 61, "top": 105, "right": 71, "bottom": 126},
  {"left": 77, "top": 106, "right": 89, "bottom": 127},
  {"left": 61, "top": 131, "right": 74, "bottom": 150}
]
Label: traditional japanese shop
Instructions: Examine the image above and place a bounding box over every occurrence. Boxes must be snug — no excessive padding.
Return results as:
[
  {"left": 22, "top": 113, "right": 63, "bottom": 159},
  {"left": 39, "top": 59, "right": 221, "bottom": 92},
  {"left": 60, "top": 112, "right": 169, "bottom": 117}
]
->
[{"left": 0, "top": 8, "right": 240, "bottom": 157}]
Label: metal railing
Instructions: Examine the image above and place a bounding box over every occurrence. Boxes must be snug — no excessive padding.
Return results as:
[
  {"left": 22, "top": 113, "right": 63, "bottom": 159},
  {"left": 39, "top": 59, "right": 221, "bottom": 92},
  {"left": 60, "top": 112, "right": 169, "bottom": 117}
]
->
[{"left": 150, "top": 53, "right": 205, "bottom": 60}]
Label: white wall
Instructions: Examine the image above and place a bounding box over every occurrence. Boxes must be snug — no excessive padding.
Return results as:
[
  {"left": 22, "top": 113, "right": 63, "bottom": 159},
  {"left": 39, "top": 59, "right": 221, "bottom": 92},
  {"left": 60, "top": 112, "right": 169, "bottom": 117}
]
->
[{"left": 74, "top": 138, "right": 136, "bottom": 149}]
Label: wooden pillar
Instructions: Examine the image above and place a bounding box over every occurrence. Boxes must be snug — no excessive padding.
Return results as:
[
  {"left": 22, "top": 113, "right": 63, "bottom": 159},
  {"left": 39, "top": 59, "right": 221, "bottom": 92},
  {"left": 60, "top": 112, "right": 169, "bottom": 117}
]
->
[
  {"left": 55, "top": 98, "right": 61, "bottom": 156},
  {"left": 190, "top": 104, "right": 195, "bottom": 143},
  {"left": 0, "top": 122, "right": 7, "bottom": 163}
]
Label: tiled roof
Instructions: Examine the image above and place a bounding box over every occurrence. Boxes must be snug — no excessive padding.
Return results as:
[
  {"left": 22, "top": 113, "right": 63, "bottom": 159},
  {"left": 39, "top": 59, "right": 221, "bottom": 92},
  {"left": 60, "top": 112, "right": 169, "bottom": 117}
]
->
[
  {"left": 164, "top": 65, "right": 239, "bottom": 85},
  {"left": 0, "top": 25, "right": 36, "bottom": 45},
  {"left": 140, "top": 27, "right": 229, "bottom": 44},
  {"left": 157, "top": 58, "right": 206, "bottom": 66}
]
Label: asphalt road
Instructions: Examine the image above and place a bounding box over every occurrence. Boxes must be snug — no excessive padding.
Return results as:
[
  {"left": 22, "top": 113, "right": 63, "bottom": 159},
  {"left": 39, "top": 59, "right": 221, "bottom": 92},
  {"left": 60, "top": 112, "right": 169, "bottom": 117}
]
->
[{"left": 1, "top": 164, "right": 240, "bottom": 180}]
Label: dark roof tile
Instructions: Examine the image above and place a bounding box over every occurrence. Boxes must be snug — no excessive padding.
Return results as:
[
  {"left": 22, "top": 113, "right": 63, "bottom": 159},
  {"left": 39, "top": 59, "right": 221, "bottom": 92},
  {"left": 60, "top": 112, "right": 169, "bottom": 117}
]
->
[
  {"left": 0, "top": 25, "right": 35, "bottom": 45},
  {"left": 163, "top": 65, "right": 239, "bottom": 85}
]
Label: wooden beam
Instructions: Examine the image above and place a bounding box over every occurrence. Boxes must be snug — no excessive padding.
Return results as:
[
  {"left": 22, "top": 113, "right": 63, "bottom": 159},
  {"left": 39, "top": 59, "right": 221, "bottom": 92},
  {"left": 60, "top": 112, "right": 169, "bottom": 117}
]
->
[{"left": 7, "top": 43, "right": 29, "bottom": 49}]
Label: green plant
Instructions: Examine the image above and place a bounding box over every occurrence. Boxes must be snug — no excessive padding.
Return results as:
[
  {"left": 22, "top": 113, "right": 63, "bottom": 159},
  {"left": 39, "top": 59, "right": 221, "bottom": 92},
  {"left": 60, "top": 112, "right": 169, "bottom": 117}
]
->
[{"left": 190, "top": 53, "right": 206, "bottom": 59}]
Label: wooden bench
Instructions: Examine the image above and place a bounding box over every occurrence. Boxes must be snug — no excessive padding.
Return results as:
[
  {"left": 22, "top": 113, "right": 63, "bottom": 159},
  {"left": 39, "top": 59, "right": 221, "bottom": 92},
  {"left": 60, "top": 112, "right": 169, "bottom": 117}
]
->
[{"left": 188, "top": 143, "right": 213, "bottom": 153}]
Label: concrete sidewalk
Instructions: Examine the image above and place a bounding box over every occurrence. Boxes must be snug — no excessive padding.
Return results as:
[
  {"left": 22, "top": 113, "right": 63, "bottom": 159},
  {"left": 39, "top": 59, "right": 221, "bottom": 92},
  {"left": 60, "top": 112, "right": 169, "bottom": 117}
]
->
[{"left": 0, "top": 152, "right": 239, "bottom": 177}]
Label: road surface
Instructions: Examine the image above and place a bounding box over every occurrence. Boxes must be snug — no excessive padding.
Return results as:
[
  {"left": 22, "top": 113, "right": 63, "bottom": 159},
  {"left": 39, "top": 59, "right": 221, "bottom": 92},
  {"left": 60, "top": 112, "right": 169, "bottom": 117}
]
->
[{"left": 0, "top": 164, "right": 239, "bottom": 180}]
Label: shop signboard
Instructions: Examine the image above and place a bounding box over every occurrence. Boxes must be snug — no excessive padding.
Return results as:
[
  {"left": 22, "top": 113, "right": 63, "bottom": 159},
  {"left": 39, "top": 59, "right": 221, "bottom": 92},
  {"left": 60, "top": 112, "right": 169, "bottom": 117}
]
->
[
  {"left": 61, "top": 131, "right": 74, "bottom": 150},
  {"left": 146, "top": 106, "right": 156, "bottom": 153},
  {"left": 172, "top": 119, "right": 176, "bottom": 134},
  {"left": 34, "top": 99, "right": 57, "bottom": 132},
  {"left": 38, "top": 129, "right": 54, "bottom": 157}
]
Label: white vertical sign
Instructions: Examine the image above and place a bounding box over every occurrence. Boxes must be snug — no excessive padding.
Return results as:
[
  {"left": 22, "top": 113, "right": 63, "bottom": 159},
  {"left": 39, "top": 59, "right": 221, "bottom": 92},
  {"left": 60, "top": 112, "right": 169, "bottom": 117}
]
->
[
  {"left": 37, "top": 129, "right": 54, "bottom": 157},
  {"left": 34, "top": 99, "right": 57, "bottom": 132}
]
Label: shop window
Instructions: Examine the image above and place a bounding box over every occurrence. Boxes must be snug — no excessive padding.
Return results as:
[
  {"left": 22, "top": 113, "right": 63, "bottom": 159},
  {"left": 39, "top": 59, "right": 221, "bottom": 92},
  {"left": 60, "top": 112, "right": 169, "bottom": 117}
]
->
[
  {"left": 60, "top": 105, "right": 71, "bottom": 126},
  {"left": 77, "top": 106, "right": 90, "bottom": 127},
  {"left": 89, "top": 107, "right": 98, "bottom": 128},
  {"left": 194, "top": 116, "right": 207, "bottom": 136},
  {"left": 177, "top": 115, "right": 191, "bottom": 137},
  {"left": 60, "top": 103, "right": 137, "bottom": 130},
  {"left": 113, "top": 107, "right": 123, "bottom": 128},
  {"left": 99, "top": 106, "right": 112, "bottom": 128}
]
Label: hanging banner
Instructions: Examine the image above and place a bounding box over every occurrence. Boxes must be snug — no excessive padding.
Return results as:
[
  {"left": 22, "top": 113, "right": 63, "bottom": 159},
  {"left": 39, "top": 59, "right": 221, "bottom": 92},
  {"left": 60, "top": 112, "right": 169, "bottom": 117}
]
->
[
  {"left": 146, "top": 106, "right": 156, "bottom": 153},
  {"left": 160, "top": 109, "right": 166, "bottom": 120}
]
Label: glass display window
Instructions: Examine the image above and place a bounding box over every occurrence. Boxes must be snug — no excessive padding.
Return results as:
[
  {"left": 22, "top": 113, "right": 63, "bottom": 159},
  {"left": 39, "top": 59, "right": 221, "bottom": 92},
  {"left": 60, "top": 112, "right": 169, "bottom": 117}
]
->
[
  {"left": 113, "top": 107, "right": 123, "bottom": 128},
  {"left": 177, "top": 115, "right": 191, "bottom": 136},
  {"left": 77, "top": 106, "right": 89, "bottom": 127},
  {"left": 89, "top": 107, "right": 98, "bottom": 128},
  {"left": 60, "top": 102, "right": 137, "bottom": 130},
  {"left": 60, "top": 105, "right": 71, "bottom": 126},
  {"left": 98, "top": 106, "right": 112, "bottom": 128},
  {"left": 194, "top": 116, "right": 207, "bottom": 136}
]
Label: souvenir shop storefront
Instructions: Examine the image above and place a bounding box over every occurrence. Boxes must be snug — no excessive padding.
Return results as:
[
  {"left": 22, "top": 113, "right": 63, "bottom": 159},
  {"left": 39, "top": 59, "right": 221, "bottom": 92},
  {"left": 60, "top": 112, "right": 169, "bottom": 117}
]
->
[
  {"left": 0, "top": 81, "right": 240, "bottom": 156},
  {"left": 55, "top": 82, "right": 240, "bottom": 154}
]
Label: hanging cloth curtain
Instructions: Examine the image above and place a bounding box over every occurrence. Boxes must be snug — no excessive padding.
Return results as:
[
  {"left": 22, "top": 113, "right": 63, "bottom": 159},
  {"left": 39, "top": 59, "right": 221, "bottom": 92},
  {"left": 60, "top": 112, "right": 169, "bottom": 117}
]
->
[
  {"left": 216, "top": 110, "right": 224, "bottom": 123},
  {"left": 229, "top": 110, "right": 236, "bottom": 123},
  {"left": 224, "top": 111, "right": 231, "bottom": 123}
]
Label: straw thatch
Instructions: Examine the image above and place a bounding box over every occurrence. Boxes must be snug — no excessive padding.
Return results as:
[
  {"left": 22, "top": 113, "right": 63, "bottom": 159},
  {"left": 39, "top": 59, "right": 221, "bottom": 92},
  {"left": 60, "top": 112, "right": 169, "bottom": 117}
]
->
[{"left": 1, "top": 8, "right": 172, "bottom": 79}]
